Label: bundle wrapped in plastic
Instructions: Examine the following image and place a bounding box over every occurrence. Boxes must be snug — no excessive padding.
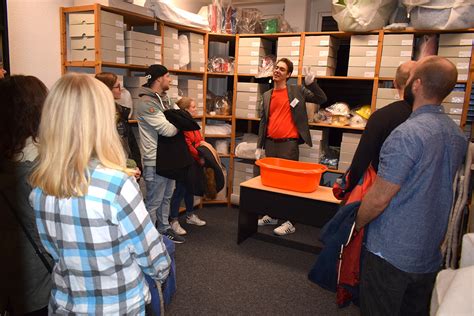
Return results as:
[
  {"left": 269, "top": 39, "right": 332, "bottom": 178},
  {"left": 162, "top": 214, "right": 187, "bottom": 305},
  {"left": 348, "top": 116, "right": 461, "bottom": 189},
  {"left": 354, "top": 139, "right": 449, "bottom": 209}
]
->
[
  {"left": 325, "top": 102, "right": 351, "bottom": 126},
  {"left": 332, "top": 0, "right": 397, "bottom": 31},
  {"left": 207, "top": 56, "right": 235, "bottom": 73},
  {"left": 256, "top": 55, "right": 276, "bottom": 78},
  {"left": 208, "top": 0, "right": 223, "bottom": 33},
  {"left": 222, "top": 4, "right": 237, "bottom": 34},
  {"left": 237, "top": 8, "right": 263, "bottom": 34},
  {"left": 207, "top": 95, "right": 232, "bottom": 116},
  {"left": 350, "top": 105, "right": 372, "bottom": 128}
]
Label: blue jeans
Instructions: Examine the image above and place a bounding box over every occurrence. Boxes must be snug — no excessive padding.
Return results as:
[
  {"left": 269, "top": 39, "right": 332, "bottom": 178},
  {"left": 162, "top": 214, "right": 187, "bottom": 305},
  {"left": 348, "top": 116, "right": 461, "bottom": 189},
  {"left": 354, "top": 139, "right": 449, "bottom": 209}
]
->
[
  {"left": 169, "top": 181, "right": 194, "bottom": 219},
  {"left": 143, "top": 166, "right": 175, "bottom": 233}
]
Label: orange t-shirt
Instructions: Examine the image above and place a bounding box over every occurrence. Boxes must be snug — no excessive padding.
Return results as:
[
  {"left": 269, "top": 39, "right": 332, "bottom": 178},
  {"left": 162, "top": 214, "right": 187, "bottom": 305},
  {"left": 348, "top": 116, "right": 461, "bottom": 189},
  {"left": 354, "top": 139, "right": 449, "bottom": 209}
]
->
[{"left": 266, "top": 88, "right": 299, "bottom": 139}]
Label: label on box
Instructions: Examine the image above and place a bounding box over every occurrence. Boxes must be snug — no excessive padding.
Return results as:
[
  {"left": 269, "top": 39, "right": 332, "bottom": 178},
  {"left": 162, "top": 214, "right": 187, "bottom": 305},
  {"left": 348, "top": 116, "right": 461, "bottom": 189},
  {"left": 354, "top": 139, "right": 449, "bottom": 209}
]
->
[
  {"left": 154, "top": 46, "right": 160, "bottom": 52},
  {"left": 459, "top": 51, "right": 470, "bottom": 57},
  {"left": 173, "top": 44, "right": 179, "bottom": 50},
  {"left": 364, "top": 71, "right": 375, "bottom": 77},
  {"left": 199, "top": 48, "right": 204, "bottom": 54},
  {"left": 248, "top": 104, "right": 256, "bottom": 110},
  {"left": 173, "top": 64, "right": 179, "bottom": 69},
  {"left": 401, "top": 40, "right": 412, "bottom": 45},
  {"left": 320, "top": 40, "right": 329, "bottom": 45},
  {"left": 249, "top": 87, "right": 257, "bottom": 92},
  {"left": 399, "top": 51, "right": 410, "bottom": 57},
  {"left": 319, "top": 51, "right": 329, "bottom": 57},
  {"left": 449, "top": 108, "right": 463, "bottom": 114},
  {"left": 318, "top": 61, "right": 326, "bottom": 66},
  {"left": 291, "top": 41, "right": 299, "bottom": 46},
  {"left": 197, "top": 93, "right": 203, "bottom": 99},
  {"left": 116, "top": 45, "right": 125, "bottom": 52},
  {"left": 116, "top": 33, "right": 124, "bottom": 40},
  {"left": 460, "top": 39, "right": 473, "bottom": 45},
  {"left": 459, "top": 74, "right": 468, "bottom": 81},
  {"left": 250, "top": 69, "right": 258, "bottom": 74},
  {"left": 198, "top": 39, "right": 204, "bottom": 44},
  {"left": 116, "top": 57, "right": 125, "bottom": 64},
  {"left": 316, "top": 70, "right": 326, "bottom": 76},
  {"left": 250, "top": 51, "right": 259, "bottom": 56},
  {"left": 457, "top": 63, "right": 469, "bottom": 69},
  {"left": 155, "top": 53, "right": 161, "bottom": 59},
  {"left": 366, "top": 51, "right": 376, "bottom": 57},
  {"left": 249, "top": 96, "right": 257, "bottom": 102},
  {"left": 247, "top": 113, "right": 256, "bottom": 118},
  {"left": 309, "top": 153, "right": 318, "bottom": 158},
  {"left": 451, "top": 97, "right": 464, "bottom": 103},
  {"left": 173, "top": 54, "right": 179, "bottom": 59},
  {"left": 250, "top": 60, "right": 258, "bottom": 65},
  {"left": 368, "top": 40, "right": 378, "bottom": 46},
  {"left": 251, "top": 42, "right": 259, "bottom": 47},
  {"left": 366, "top": 61, "right": 376, "bottom": 67},
  {"left": 199, "top": 67, "right": 204, "bottom": 72},
  {"left": 245, "top": 167, "right": 253, "bottom": 173},
  {"left": 172, "top": 33, "right": 178, "bottom": 40},
  {"left": 154, "top": 38, "right": 161, "bottom": 44},
  {"left": 291, "top": 51, "right": 299, "bottom": 56},
  {"left": 115, "top": 21, "right": 124, "bottom": 28}
]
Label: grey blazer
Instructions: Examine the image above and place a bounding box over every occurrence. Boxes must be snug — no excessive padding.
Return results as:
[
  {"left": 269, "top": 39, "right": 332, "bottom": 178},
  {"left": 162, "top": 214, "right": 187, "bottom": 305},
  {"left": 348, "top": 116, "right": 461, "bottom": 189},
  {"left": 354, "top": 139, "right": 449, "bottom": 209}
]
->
[{"left": 257, "top": 81, "right": 327, "bottom": 148}]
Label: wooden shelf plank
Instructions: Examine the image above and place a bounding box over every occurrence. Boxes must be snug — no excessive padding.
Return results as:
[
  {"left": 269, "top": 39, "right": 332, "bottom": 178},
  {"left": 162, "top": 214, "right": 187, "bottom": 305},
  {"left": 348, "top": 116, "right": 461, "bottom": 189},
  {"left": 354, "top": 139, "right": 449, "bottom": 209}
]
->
[
  {"left": 168, "top": 69, "right": 205, "bottom": 75},
  {"left": 204, "top": 134, "right": 232, "bottom": 138},
  {"left": 238, "top": 32, "right": 302, "bottom": 39},
  {"left": 207, "top": 72, "right": 234, "bottom": 77},
  {"left": 205, "top": 115, "right": 232, "bottom": 120},
  {"left": 235, "top": 117, "right": 261, "bottom": 121},
  {"left": 202, "top": 199, "right": 228, "bottom": 205},
  {"left": 315, "top": 75, "right": 375, "bottom": 81},
  {"left": 309, "top": 122, "right": 365, "bottom": 131}
]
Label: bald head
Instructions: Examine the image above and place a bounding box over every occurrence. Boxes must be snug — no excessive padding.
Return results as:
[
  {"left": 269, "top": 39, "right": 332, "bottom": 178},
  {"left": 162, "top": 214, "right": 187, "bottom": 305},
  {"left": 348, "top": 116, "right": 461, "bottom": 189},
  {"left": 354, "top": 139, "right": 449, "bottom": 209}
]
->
[
  {"left": 412, "top": 56, "right": 458, "bottom": 102},
  {"left": 394, "top": 60, "right": 416, "bottom": 91}
]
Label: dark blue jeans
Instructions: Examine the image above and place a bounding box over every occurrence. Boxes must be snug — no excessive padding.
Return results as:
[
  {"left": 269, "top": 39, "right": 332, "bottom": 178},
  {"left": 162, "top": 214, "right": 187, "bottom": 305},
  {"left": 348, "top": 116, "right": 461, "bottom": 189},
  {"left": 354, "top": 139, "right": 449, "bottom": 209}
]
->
[{"left": 169, "top": 181, "right": 194, "bottom": 219}]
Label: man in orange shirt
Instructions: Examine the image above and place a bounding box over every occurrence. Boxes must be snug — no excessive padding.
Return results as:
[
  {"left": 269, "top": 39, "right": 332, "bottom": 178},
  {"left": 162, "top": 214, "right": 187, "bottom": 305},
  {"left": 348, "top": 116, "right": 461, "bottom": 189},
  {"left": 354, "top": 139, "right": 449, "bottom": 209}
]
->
[{"left": 256, "top": 58, "right": 327, "bottom": 235}]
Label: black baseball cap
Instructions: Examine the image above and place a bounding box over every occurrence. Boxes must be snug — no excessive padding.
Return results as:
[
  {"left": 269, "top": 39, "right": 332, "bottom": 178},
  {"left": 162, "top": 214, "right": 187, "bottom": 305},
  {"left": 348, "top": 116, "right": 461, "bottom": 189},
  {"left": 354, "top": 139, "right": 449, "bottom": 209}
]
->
[{"left": 143, "top": 64, "right": 168, "bottom": 87}]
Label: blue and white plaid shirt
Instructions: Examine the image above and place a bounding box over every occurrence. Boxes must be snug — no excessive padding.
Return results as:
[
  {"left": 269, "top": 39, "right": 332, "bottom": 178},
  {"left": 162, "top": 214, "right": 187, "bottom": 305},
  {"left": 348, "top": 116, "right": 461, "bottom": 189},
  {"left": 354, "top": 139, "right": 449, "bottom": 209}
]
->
[{"left": 30, "top": 163, "right": 171, "bottom": 315}]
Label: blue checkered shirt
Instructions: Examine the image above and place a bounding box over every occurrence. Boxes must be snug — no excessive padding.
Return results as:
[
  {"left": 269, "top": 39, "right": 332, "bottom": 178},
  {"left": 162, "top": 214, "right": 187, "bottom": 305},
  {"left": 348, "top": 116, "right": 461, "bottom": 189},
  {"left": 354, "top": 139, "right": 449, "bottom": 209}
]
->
[{"left": 30, "top": 164, "right": 171, "bottom": 315}]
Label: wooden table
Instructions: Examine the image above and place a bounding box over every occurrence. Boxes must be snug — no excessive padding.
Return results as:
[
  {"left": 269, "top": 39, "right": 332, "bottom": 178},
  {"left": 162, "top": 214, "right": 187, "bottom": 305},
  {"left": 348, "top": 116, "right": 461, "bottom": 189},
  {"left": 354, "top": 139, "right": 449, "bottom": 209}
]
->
[{"left": 238, "top": 176, "right": 340, "bottom": 252}]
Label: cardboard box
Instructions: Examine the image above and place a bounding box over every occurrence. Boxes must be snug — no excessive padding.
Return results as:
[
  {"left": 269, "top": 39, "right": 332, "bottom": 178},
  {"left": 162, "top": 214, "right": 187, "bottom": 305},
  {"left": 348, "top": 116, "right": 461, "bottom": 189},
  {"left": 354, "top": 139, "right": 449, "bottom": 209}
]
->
[
  {"left": 338, "top": 161, "right": 351, "bottom": 170},
  {"left": 342, "top": 133, "right": 361, "bottom": 144},
  {"left": 162, "top": 37, "right": 180, "bottom": 49},
  {"left": 446, "top": 57, "right": 471, "bottom": 70},
  {"left": 187, "top": 62, "right": 205, "bottom": 72},
  {"left": 235, "top": 108, "right": 259, "bottom": 119},
  {"left": 278, "top": 36, "right": 300, "bottom": 47},
  {"left": 299, "top": 156, "right": 320, "bottom": 163},
  {"left": 237, "top": 55, "right": 260, "bottom": 66},
  {"left": 276, "top": 56, "right": 299, "bottom": 66},
  {"left": 304, "top": 45, "right": 337, "bottom": 57},
  {"left": 439, "top": 33, "right": 474, "bottom": 46},
  {"left": 303, "top": 56, "right": 336, "bottom": 68},
  {"left": 162, "top": 47, "right": 180, "bottom": 60},
  {"left": 300, "top": 66, "right": 334, "bottom": 76},
  {"left": 340, "top": 141, "right": 359, "bottom": 152},
  {"left": 69, "top": 23, "right": 124, "bottom": 39},
  {"left": 163, "top": 26, "right": 178, "bottom": 39},
  {"left": 376, "top": 98, "right": 395, "bottom": 109},
  {"left": 68, "top": 12, "right": 94, "bottom": 25},
  {"left": 124, "top": 31, "right": 161, "bottom": 44},
  {"left": 444, "top": 91, "right": 465, "bottom": 103},
  {"left": 349, "top": 46, "right": 377, "bottom": 57},
  {"left": 190, "top": 45, "right": 205, "bottom": 55},
  {"left": 126, "top": 47, "right": 151, "bottom": 58},
  {"left": 305, "top": 35, "right": 337, "bottom": 47},
  {"left": 182, "top": 31, "right": 204, "bottom": 44},
  {"left": 238, "top": 37, "right": 271, "bottom": 49},
  {"left": 381, "top": 56, "right": 410, "bottom": 67},
  {"left": 339, "top": 151, "right": 355, "bottom": 162},
  {"left": 179, "top": 79, "right": 203, "bottom": 90},
  {"left": 351, "top": 35, "right": 379, "bottom": 46},
  {"left": 125, "top": 56, "right": 159, "bottom": 66},
  {"left": 237, "top": 82, "right": 264, "bottom": 93},
  {"left": 74, "top": 0, "right": 153, "bottom": 17},
  {"left": 456, "top": 68, "right": 469, "bottom": 81},
  {"left": 70, "top": 36, "right": 125, "bottom": 51},
  {"left": 377, "top": 88, "right": 400, "bottom": 100},
  {"left": 348, "top": 56, "right": 376, "bottom": 67},
  {"left": 382, "top": 34, "right": 414, "bottom": 46},
  {"left": 442, "top": 102, "right": 463, "bottom": 115},
  {"left": 162, "top": 58, "right": 179, "bottom": 70},
  {"left": 378, "top": 66, "right": 398, "bottom": 78},
  {"left": 124, "top": 76, "right": 147, "bottom": 88},
  {"left": 235, "top": 101, "right": 257, "bottom": 110},
  {"left": 382, "top": 45, "right": 413, "bottom": 57},
  {"left": 238, "top": 46, "right": 268, "bottom": 57},
  {"left": 348, "top": 67, "right": 375, "bottom": 77},
  {"left": 183, "top": 88, "right": 203, "bottom": 99},
  {"left": 70, "top": 49, "right": 95, "bottom": 61},
  {"left": 234, "top": 161, "right": 254, "bottom": 173},
  {"left": 277, "top": 46, "right": 300, "bottom": 56},
  {"left": 236, "top": 91, "right": 260, "bottom": 103},
  {"left": 448, "top": 114, "right": 462, "bottom": 125},
  {"left": 125, "top": 39, "right": 161, "bottom": 51},
  {"left": 438, "top": 45, "right": 472, "bottom": 58},
  {"left": 237, "top": 65, "right": 259, "bottom": 75},
  {"left": 70, "top": 48, "right": 124, "bottom": 63}
]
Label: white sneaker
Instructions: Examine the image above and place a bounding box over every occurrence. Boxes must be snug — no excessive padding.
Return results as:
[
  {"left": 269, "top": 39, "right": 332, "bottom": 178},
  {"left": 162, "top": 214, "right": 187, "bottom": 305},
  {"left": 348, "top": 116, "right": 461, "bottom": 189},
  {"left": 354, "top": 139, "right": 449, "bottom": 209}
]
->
[
  {"left": 258, "top": 215, "right": 278, "bottom": 226},
  {"left": 171, "top": 220, "right": 187, "bottom": 236},
  {"left": 273, "top": 221, "right": 296, "bottom": 236},
  {"left": 186, "top": 214, "right": 206, "bottom": 226}
]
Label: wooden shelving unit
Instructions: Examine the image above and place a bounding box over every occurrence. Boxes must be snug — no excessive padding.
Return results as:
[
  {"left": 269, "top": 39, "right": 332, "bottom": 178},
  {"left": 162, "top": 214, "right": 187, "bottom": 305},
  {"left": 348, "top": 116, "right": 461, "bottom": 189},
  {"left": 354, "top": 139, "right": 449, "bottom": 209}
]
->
[{"left": 60, "top": 4, "right": 474, "bottom": 207}]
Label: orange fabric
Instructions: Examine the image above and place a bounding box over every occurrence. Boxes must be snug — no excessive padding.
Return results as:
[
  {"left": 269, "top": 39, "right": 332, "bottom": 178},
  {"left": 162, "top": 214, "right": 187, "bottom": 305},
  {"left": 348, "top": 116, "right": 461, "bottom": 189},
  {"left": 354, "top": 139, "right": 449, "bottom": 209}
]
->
[
  {"left": 183, "top": 130, "right": 203, "bottom": 161},
  {"left": 267, "top": 88, "right": 299, "bottom": 139}
]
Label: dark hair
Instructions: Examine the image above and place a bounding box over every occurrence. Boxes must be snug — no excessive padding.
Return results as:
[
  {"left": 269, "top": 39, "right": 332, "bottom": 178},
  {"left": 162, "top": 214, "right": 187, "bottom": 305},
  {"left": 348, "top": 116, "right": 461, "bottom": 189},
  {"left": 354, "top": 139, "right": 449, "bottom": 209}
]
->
[
  {"left": 414, "top": 56, "right": 458, "bottom": 102},
  {"left": 0, "top": 75, "right": 48, "bottom": 159},
  {"left": 95, "top": 72, "right": 118, "bottom": 90},
  {"left": 276, "top": 58, "right": 294, "bottom": 77}
]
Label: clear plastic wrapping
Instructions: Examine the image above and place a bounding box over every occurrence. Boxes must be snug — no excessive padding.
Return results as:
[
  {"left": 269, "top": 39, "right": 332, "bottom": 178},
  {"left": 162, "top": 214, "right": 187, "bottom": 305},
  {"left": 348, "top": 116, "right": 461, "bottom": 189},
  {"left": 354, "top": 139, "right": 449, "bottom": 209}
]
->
[{"left": 237, "top": 8, "right": 263, "bottom": 34}]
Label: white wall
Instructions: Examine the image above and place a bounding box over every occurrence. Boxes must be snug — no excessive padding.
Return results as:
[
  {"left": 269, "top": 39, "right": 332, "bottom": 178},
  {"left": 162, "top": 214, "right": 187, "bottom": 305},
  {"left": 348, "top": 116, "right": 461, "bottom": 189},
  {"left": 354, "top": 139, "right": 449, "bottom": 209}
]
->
[
  {"left": 7, "top": 0, "right": 73, "bottom": 88},
  {"left": 284, "top": 0, "right": 308, "bottom": 32},
  {"left": 307, "top": 0, "right": 332, "bottom": 32}
]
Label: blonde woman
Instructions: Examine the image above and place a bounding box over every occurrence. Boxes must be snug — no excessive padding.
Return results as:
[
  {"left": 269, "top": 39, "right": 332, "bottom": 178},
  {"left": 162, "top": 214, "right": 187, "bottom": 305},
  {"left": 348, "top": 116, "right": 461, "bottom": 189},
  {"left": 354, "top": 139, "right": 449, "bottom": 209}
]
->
[{"left": 29, "top": 74, "right": 171, "bottom": 315}]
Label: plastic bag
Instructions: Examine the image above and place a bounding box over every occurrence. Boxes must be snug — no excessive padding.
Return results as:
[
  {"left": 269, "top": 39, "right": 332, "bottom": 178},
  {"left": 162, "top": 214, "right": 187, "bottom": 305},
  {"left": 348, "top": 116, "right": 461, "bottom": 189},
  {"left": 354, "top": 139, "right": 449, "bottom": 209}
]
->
[
  {"left": 403, "top": 0, "right": 474, "bottom": 30},
  {"left": 222, "top": 4, "right": 237, "bottom": 34},
  {"left": 207, "top": 56, "right": 234, "bottom": 73},
  {"left": 237, "top": 8, "right": 263, "bottom": 34},
  {"left": 208, "top": 0, "right": 223, "bottom": 33},
  {"left": 332, "top": 0, "right": 397, "bottom": 32},
  {"left": 145, "top": 0, "right": 209, "bottom": 30},
  {"left": 261, "top": 18, "right": 279, "bottom": 33},
  {"left": 256, "top": 55, "right": 276, "bottom": 78}
]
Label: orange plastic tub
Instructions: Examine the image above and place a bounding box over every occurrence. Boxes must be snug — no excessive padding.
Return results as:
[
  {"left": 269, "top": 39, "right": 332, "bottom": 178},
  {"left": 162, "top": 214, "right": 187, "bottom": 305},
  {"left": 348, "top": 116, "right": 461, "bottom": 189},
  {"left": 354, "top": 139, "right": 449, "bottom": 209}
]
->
[{"left": 255, "top": 157, "right": 328, "bottom": 193}]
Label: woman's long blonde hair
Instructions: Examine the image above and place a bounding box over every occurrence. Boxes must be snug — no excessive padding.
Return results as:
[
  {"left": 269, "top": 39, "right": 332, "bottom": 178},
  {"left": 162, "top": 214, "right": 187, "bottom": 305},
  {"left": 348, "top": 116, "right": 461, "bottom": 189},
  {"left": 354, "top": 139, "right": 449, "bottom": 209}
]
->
[{"left": 30, "top": 73, "right": 130, "bottom": 198}]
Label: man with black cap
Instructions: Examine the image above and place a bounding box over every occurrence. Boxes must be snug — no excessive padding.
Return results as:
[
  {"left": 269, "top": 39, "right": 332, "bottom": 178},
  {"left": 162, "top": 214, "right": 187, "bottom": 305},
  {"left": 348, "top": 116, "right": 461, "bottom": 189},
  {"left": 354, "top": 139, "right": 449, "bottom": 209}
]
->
[{"left": 136, "top": 64, "right": 185, "bottom": 243}]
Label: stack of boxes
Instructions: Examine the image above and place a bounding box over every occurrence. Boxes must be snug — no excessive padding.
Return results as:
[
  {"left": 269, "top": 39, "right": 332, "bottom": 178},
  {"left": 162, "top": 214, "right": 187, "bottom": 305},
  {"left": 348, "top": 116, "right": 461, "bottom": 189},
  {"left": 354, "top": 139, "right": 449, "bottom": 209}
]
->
[
  {"left": 178, "top": 78, "right": 204, "bottom": 115},
  {"left": 338, "top": 133, "right": 361, "bottom": 171},
  {"left": 167, "top": 74, "right": 179, "bottom": 101},
  {"left": 235, "top": 82, "right": 264, "bottom": 119},
  {"left": 68, "top": 10, "right": 125, "bottom": 63},
  {"left": 184, "top": 32, "right": 206, "bottom": 72},
  {"left": 348, "top": 35, "right": 378, "bottom": 78},
  {"left": 277, "top": 36, "right": 301, "bottom": 76},
  {"left": 303, "top": 35, "right": 338, "bottom": 76},
  {"left": 237, "top": 37, "right": 271, "bottom": 75},
  {"left": 162, "top": 26, "right": 180, "bottom": 70},
  {"left": 123, "top": 76, "right": 147, "bottom": 113},
  {"left": 299, "top": 130, "right": 323, "bottom": 163},
  {"left": 375, "top": 87, "right": 401, "bottom": 110},
  {"left": 124, "top": 30, "right": 161, "bottom": 66},
  {"left": 438, "top": 33, "right": 473, "bottom": 82},
  {"left": 379, "top": 34, "right": 414, "bottom": 78},
  {"left": 442, "top": 90, "right": 465, "bottom": 125},
  {"left": 232, "top": 161, "right": 254, "bottom": 198}
]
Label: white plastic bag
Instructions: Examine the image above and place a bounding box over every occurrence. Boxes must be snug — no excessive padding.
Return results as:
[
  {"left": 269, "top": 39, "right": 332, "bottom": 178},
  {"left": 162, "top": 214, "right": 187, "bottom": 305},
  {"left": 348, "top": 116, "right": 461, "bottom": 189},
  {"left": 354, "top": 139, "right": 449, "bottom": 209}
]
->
[
  {"left": 403, "top": 0, "right": 474, "bottom": 30},
  {"left": 145, "top": 0, "right": 209, "bottom": 30},
  {"left": 332, "top": 0, "right": 397, "bottom": 32}
]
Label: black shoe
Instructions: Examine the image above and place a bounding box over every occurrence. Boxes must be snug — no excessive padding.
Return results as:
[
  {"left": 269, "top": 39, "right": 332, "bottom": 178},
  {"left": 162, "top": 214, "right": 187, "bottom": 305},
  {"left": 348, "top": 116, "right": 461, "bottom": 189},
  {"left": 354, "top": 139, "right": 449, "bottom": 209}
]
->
[{"left": 163, "top": 229, "right": 185, "bottom": 244}]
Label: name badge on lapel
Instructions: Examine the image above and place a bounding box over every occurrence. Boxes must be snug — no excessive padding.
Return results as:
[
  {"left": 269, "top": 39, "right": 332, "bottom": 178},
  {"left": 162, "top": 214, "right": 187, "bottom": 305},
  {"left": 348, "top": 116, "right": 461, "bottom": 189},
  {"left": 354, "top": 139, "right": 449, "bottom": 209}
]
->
[{"left": 290, "top": 98, "right": 299, "bottom": 108}]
